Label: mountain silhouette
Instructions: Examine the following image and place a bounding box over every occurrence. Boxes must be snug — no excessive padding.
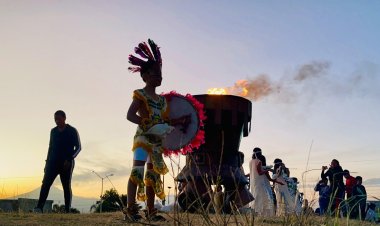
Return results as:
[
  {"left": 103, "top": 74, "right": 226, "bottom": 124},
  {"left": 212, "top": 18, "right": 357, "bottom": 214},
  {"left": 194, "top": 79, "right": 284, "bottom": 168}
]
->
[
  {"left": 364, "top": 178, "right": 380, "bottom": 185},
  {"left": 13, "top": 186, "right": 98, "bottom": 213}
]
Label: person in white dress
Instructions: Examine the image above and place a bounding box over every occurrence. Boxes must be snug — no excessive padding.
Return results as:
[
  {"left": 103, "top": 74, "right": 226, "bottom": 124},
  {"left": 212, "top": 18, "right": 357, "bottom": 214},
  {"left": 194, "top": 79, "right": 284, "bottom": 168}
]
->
[
  {"left": 272, "top": 159, "right": 295, "bottom": 216},
  {"left": 249, "top": 147, "right": 283, "bottom": 216}
]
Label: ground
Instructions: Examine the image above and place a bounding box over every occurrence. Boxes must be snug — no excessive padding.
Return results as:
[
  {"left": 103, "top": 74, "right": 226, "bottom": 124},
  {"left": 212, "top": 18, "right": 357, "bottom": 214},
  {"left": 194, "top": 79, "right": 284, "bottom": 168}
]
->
[{"left": 0, "top": 212, "right": 376, "bottom": 226}]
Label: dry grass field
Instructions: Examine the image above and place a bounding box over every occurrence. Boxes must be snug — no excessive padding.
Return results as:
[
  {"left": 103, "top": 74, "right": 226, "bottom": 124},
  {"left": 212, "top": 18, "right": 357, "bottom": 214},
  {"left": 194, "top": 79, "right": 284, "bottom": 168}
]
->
[{"left": 0, "top": 211, "right": 376, "bottom": 226}]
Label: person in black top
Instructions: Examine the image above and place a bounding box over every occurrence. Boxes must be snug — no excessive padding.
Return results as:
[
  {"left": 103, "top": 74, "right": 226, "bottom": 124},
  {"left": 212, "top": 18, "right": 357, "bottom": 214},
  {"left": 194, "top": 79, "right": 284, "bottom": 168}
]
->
[
  {"left": 350, "top": 176, "right": 367, "bottom": 220},
  {"left": 34, "top": 110, "right": 81, "bottom": 213},
  {"left": 321, "top": 159, "right": 345, "bottom": 214}
]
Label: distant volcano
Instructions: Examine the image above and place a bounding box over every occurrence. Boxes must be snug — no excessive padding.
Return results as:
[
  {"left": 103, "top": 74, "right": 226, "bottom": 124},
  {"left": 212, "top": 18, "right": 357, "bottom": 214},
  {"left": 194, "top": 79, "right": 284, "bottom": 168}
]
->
[
  {"left": 9, "top": 186, "right": 97, "bottom": 213},
  {"left": 364, "top": 178, "right": 380, "bottom": 186}
]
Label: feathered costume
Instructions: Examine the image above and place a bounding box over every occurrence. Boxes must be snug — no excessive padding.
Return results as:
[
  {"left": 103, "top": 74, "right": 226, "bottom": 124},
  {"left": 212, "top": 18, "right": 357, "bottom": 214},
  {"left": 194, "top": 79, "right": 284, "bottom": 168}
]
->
[
  {"left": 128, "top": 39, "right": 171, "bottom": 201},
  {"left": 128, "top": 39, "right": 206, "bottom": 202}
]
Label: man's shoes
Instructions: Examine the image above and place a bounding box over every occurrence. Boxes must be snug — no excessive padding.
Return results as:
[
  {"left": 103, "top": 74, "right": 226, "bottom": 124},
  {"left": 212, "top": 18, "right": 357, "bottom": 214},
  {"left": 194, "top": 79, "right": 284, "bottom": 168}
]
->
[
  {"left": 123, "top": 203, "right": 142, "bottom": 222},
  {"left": 144, "top": 208, "right": 166, "bottom": 222},
  {"left": 33, "top": 207, "right": 43, "bottom": 213}
]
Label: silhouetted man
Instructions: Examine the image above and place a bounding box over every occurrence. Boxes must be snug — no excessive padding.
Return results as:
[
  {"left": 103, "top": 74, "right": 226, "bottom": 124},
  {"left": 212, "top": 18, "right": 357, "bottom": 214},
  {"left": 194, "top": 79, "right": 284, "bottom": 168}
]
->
[
  {"left": 321, "top": 159, "right": 345, "bottom": 214},
  {"left": 351, "top": 176, "right": 367, "bottom": 220},
  {"left": 34, "top": 110, "right": 81, "bottom": 213}
]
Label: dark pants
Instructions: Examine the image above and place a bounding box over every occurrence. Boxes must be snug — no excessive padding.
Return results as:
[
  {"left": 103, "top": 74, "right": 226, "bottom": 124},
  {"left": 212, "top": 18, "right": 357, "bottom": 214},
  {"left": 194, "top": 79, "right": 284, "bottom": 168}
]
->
[
  {"left": 319, "top": 198, "right": 329, "bottom": 215},
  {"left": 328, "top": 187, "right": 344, "bottom": 214},
  {"left": 350, "top": 200, "right": 367, "bottom": 220},
  {"left": 37, "top": 159, "right": 74, "bottom": 212}
]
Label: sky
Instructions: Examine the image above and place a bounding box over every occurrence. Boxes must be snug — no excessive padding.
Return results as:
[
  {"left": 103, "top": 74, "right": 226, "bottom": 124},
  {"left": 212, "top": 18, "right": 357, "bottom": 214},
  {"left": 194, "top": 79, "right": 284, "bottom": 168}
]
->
[{"left": 1, "top": 0, "right": 380, "bottom": 202}]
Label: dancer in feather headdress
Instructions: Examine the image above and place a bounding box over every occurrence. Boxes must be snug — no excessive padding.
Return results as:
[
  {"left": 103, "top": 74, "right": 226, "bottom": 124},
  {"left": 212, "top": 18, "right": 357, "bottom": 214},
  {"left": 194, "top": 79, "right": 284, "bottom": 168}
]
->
[{"left": 124, "top": 39, "right": 189, "bottom": 222}]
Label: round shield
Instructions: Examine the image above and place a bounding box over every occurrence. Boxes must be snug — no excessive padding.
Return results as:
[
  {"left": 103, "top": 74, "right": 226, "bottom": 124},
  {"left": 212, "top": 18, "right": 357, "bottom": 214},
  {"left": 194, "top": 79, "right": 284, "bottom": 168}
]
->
[{"left": 162, "top": 95, "right": 200, "bottom": 150}]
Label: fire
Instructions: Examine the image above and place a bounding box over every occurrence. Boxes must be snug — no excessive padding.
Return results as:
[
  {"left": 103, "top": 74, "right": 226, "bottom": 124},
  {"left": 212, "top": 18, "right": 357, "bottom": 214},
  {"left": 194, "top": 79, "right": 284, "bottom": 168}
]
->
[
  {"left": 207, "top": 88, "right": 228, "bottom": 95},
  {"left": 241, "top": 87, "right": 248, "bottom": 96},
  {"left": 206, "top": 77, "right": 274, "bottom": 100},
  {"left": 235, "top": 80, "right": 249, "bottom": 97},
  {"left": 207, "top": 80, "right": 249, "bottom": 96}
]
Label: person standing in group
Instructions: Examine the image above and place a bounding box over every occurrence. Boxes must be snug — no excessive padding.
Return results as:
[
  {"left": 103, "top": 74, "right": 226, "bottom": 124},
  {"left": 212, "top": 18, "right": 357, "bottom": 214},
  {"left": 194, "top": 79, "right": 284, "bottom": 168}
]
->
[
  {"left": 314, "top": 178, "right": 330, "bottom": 215},
  {"left": 272, "top": 158, "right": 295, "bottom": 216},
  {"left": 343, "top": 170, "right": 356, "bottom": 200},
  {"left": 34, "top": 110, "right": 81, "bottom": 213},
  {"left": 321, "top": 159, "right": 345, "bottom": 214},
  {"left": 343, "top": 169, "right": 357, "bottom": 217},
  {"left": 351, "top": 176, "right": 367, "bottom": 220},
  {"left": 249, "top": 147, "right": 283, "bottom": 216}
]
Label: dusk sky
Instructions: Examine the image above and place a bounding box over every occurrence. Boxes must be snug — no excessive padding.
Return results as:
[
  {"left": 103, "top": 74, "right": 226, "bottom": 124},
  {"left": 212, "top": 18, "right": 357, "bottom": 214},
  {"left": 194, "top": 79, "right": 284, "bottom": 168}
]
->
[{"left": 1, "top": 1, "right": 379, "bottom": 201}]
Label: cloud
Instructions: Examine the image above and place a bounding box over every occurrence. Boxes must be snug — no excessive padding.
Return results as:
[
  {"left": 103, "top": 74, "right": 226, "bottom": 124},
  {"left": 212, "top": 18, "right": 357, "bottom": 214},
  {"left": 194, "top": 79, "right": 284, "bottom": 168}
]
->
[
  {"left": 52, "top": 150, "right": 132, "bottom": 187},
  {"left": 72, "top": 165, "right": 131, "bottom": 183}
]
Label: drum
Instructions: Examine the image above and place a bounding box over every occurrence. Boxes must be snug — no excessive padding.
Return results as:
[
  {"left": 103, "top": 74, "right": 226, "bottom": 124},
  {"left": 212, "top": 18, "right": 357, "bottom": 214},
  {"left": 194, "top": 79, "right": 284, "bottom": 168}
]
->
[{"left": 161, "top": 92, "right": 205, "bottom": 154}]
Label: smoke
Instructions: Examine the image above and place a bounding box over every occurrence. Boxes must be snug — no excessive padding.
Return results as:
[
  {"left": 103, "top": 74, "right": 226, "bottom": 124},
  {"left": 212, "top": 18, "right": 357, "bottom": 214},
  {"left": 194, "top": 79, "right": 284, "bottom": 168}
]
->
[
  {"left": 225, "top": 75, "right": 280, "bottom": 101},
  {"left": 293, "top": 61, "right": 331, "bottom": 81},
  {"left": 348, "top": 61, "right": 380, "bottom": 97},
  {"left": 208, "top": 60, "right": 380, "bottom": 102},
  {"left": 214, "top": 61, "right": 330, "bottom": 101}
]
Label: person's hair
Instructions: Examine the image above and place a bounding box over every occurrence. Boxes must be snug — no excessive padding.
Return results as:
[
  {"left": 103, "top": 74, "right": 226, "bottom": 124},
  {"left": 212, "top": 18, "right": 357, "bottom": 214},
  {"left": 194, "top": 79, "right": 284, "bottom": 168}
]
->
[
  {"left": 253, "top": 147, "right": 261, "bottom": 153},
  {"left": 332, "top": 159, "right": 340, "bottom": 166},
  {"left": 355, "top": 176, "right": 362, "bottom": 181},
  {"left": 273, "top": 158, "right": 283, "bottom": 174},
  {"left": 252, "top": 152, "right": 265, "bottom": 163},
  {"left": 343, "top": 169, "right": 349, "bottom": 174},
  {"left": 252, "top": 147, "right": 266, "bottom": 165},
  {"left": 259, "top": 155, "right": 267, "bottom": 166},
  {"left": 54, "top": 110, "right": 66, "bottom": 118},
  {"left": 252, "top": 147, "right": 262, "bottom": 159}
]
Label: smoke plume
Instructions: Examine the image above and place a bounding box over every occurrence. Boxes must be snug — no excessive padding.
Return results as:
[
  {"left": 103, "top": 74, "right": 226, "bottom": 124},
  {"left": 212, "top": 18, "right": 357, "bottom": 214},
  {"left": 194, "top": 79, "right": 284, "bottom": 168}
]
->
[
  {"left": 208, "top": 60, "right": 380, "bottom": 102},
  {"left": 208, "top": 61, "right": 331, "bottom": 101},
  {"left": 294, "top": 61, "right": 330, "bottom": 81}
]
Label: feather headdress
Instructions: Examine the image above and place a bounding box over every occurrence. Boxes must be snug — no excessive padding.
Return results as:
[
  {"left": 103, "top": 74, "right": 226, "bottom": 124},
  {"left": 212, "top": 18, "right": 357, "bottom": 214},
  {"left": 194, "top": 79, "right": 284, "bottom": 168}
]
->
[{"left": 128, "top": 39, "right": 162, "bottom": 73}]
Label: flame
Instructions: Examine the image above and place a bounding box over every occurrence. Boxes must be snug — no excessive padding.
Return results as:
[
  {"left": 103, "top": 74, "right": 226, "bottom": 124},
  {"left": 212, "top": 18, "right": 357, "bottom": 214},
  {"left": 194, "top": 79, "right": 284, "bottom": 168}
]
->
[
  {"left": 235, "top": 80, "right": 249, "bottom": 96},
  {"left": 206, "top": 77, "right": 274, "bottom": 100},
  {"left": 207, "top": 80, "right": 249, "bottom": 96},
  {"left": 241, "top": 87, "right": 248, "bottom": 96},
  {"left": 207, "top": 88, "right": 228, "bottom": 95},
  {"left": 206, "top": 61, "right": 331, "bottom": 101}
]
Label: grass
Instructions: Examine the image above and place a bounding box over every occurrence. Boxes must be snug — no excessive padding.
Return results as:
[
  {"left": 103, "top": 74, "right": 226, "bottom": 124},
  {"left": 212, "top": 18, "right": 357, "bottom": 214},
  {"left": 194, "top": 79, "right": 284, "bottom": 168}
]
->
[
  {"left": 3, "top": 135, "right": 377, "bottom": 226},
  {"left": 0, "top": 211, "right": 377, "bottom": 226}
]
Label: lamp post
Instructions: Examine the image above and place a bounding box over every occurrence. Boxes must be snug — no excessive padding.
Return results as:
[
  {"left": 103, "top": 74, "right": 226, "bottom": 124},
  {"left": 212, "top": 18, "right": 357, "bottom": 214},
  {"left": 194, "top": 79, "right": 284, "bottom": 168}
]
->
[
  {"left": 301, "top": 168, "right": 320, "bottom": 191},
  {"left": 301, "top": 169, "right": 320, "bottom": 182},
  {"left": 167, "top": 186, "right": 172, "bottom": 205},
  {"left": 92, "top": 171, "right": 114, "bottom": 213}
]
